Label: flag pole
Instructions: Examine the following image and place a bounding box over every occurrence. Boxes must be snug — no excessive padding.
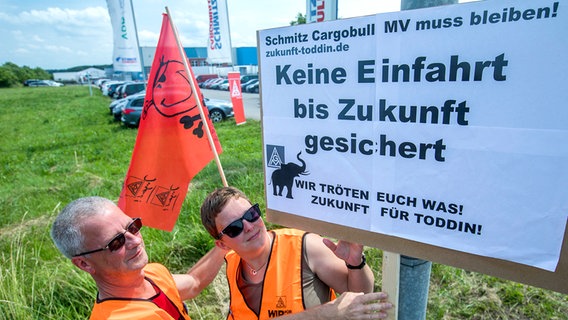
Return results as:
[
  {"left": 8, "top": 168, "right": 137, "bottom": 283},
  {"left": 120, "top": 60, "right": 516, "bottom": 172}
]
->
[
  {"left": 165, "top": 6, "right": 228, "bottom": 188},
  {"left": 130, "top": 0, "right": 147, "bottom": 81}
]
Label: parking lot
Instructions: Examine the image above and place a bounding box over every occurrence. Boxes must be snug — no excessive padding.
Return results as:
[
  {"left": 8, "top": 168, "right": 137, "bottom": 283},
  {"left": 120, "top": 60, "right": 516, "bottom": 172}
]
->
[{"left": 201, "top": 88, "right": 261, "bottom": 121}]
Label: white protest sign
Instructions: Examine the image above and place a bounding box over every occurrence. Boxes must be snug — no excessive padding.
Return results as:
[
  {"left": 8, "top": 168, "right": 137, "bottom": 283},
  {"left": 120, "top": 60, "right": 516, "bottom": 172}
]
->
[{"left": 259, "top": 0, "right": 567, "bottom": 271}]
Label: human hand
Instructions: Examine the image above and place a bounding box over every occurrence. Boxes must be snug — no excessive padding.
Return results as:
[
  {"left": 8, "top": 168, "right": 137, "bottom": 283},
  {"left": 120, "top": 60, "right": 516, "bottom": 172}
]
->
[
  {"left": 322, "top": 238, "right": 365, "bottom": 267},
  {"left": 327, "top": 292, "right": 392, "bottom": 319}
]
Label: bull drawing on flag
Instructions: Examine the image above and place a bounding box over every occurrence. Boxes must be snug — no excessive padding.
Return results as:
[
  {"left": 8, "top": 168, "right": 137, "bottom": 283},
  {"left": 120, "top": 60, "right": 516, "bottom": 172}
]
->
[{"left": 142, "top": 56, "right": 205, "bottom": 138}]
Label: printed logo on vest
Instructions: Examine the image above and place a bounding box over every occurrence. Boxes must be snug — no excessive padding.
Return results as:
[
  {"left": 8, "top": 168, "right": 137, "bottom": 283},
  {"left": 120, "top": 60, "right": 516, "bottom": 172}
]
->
[
  {"left": 267, "top": 296, "right": 292, "bottom": 317},
  {"left": 276, "top": 296, "right": 286, "bottom": 308},
  {"left": 267, "top": 309, "right": 292, "bottom": 318}
]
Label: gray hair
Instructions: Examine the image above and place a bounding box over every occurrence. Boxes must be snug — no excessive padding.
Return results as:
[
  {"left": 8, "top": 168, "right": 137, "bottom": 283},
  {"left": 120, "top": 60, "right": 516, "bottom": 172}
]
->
[{"left": 50, "top": 196, "right": 115, "bottom": 259}]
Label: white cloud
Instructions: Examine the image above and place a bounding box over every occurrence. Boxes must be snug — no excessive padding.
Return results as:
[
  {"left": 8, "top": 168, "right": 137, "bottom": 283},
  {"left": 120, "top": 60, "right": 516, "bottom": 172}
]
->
[
  {"left": 14, "top": 48, "right": 30, "bottom": 54},
  {"left": 10, "top": 29, "right": 23, "bottom": 37},
  {"left": 138, "top": 29, "right": 160, "bottom": 46},
  {"left": 32, "top": 35, "right": 44, "bottom": 42},
  {"left": 19, "top": 7, "right": 109, "bottom": 28},
  {"left": 44, "top": 44, "right": 73, "bottom": 54},
  {"left": 0, "top": 11, "right": 18, "bottom": 23}
]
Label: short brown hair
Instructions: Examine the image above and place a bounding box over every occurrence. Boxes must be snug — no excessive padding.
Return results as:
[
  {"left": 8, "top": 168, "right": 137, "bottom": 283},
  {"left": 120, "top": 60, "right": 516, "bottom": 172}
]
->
[{"left": 200, "top": 187, "right": 251, "bottom": 238}]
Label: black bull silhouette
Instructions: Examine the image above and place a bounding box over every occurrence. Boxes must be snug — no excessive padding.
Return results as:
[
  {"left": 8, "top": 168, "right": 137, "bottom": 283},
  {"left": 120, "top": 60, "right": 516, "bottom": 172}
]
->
[{"left": 270, "top": 152, "right": 309, "bottom": 199}]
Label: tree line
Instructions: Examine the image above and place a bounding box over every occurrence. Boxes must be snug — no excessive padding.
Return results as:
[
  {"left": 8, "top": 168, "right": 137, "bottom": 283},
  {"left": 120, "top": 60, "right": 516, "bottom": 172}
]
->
[{"left": 0, "top": 62, "right": 52, "bottom": 88}]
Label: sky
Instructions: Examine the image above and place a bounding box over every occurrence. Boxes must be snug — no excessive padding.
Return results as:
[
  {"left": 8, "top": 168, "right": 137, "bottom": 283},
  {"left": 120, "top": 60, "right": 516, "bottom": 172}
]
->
[{"left": 0, "top": 0, "right": 410, "bottom": 70}]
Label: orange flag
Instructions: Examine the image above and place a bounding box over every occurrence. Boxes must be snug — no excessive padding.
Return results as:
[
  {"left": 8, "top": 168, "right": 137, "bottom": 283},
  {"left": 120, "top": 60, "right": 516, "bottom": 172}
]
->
[{"left": 118, "top": 13, "right": 222, "bottom": 231}]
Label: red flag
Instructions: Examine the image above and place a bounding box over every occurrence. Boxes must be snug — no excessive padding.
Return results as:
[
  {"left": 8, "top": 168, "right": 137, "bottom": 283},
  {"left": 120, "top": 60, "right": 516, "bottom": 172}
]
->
[
  {"left": 228, "top": 72, "right": 246, "bottom": 125},
  {"left": 118, "top": 14, "right": 222, "bottom": 231}
]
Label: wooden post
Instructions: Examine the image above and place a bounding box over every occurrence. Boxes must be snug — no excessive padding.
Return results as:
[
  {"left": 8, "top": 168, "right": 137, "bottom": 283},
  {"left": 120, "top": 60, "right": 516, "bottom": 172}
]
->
[{"left": 382, "top": 251, "right": 400, "bottom": 320}]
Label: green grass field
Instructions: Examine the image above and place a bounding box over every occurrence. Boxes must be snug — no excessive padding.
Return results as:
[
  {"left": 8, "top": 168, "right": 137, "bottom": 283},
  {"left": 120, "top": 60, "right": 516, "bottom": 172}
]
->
[{"left": 0, "top": 86, "right": 566, "bottom": 319}]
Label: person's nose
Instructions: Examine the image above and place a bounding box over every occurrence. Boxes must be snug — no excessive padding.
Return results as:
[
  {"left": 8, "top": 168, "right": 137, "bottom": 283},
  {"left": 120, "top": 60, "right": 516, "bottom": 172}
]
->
[
  {"left": 242, "top": 219, "right": 255, "bottom": 233},
  {"left": 125, "top": 230, "right": 142, "bottom": 248}
]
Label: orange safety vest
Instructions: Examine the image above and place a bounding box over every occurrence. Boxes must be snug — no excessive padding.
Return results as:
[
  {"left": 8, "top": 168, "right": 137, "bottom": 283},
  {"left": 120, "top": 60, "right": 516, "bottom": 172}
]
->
[
  {"left": 225, "top": 229, "right": 335, "bottom": 319},
  {"left": 89, "top": 263, "right": 190, "bottom": 320}
]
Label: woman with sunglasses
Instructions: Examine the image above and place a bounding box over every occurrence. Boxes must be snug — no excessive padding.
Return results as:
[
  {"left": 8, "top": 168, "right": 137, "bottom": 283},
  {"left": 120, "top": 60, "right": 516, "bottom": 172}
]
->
[
  {"left": 51, "top": 196, "right": 226, "bottom": 320},
  {"left": 201, "top": 187, "right": 392, "bottom": 319}
]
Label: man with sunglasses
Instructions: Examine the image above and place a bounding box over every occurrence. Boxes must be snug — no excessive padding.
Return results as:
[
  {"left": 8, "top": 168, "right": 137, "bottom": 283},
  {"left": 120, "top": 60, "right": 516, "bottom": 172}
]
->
[
  {"left": 51, "top": 196, "right": 226, "bottom": 320},
  {"left": 201, "top": 187, "right": 392, "bottom": 319}
]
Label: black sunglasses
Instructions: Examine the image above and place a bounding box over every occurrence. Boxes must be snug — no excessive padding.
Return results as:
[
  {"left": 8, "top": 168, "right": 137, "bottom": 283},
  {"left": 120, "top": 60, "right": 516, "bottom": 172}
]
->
[
  {"left": 73, "top": 217, "right": 143, "bottom": 257},
  {"left": 217, "top": 203, "right": 261, "bottom": 239}
]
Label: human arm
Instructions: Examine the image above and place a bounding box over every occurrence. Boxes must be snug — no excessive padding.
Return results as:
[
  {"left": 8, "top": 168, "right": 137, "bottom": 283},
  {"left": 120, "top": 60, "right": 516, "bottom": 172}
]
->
[
  {"left": 305, "top": 234, "right": 374, "bottom": 294},
  {"left": 276, "top": 292, "right": 392, "bottom": 320},
  {"left": 172, "top": 245, "right": 227, "bottom": 301}
]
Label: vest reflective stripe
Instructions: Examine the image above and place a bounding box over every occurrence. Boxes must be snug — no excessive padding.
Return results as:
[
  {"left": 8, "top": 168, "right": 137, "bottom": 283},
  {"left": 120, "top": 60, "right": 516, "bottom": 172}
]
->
[
  {"left": 225, "top": 229, "right": 323, "bottom": 319},
  {"left": 90, "top": 263, "right": 190, "bottom": 320}
]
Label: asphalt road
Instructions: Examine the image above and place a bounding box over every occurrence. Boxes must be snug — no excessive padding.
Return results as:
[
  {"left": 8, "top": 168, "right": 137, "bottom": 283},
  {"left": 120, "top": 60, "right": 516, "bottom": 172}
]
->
[{"left": 201, "top": 88, "right": 261, "bottom": 121}]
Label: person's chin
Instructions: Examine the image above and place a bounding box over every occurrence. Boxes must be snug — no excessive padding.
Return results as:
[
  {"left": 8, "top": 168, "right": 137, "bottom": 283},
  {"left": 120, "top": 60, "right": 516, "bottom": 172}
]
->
[
  {"left": 128, "top": 247, "right": 148, "bottom": 266},
  {"left": 246, "top": 229, "right": 262, "bottom": 242}
]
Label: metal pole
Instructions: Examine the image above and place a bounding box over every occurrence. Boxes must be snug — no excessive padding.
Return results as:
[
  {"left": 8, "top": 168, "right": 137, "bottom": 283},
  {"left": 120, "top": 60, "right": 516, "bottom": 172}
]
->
[
  {"left": 129, "top": 0, "right": 147, "bottom": 82},
  {"left": 398, "top": 256, "right": 432, "bottom": 320},
  {"left": 87, "top": 74, "right": 93, "bottom": 96},
  {"left": 398, "top": 1, "right": 457, "bottom": 319},
  {"left": 223, "top": 0, "right": 234, "bottom": 66}
]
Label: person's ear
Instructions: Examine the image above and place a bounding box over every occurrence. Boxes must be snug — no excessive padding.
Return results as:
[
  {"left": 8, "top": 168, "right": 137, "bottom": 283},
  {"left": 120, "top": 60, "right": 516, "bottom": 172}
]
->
[
  {"left": 72, "top": 256, "right": 96, "bottom": 275},
  {"left": 215, "top": 239, "right": 231, "bottom": 251}
]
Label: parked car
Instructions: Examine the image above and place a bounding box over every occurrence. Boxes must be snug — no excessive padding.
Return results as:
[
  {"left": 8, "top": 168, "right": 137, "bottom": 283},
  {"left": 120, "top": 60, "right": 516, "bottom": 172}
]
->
[
  {"left": 240, "top": 74, "right": 258, "bottom": 83},
  {"left": 28, "top": 80, "right": 64, "bottom": 87},
  {"left": 46, "top": 80, "right": 64, "bottom": 87},
  {"left": 114, "top": 82, "right": 145, "bottom": 99},
  {"left": 120, "top": 95, "right": 146, "bottom": 127},
  {"left": 241, "top": 79, "right": 258, "bottom": 90},
  {"left": 24, "top": 79, "right": 40, "bottom": 86},
  {"left": 102, "top": 81, "right": 122, "bottom": 96},
  {"left": 210, "top": 79, "right": 228, "bottom": 90},
  {"left": 121, "top": 96, "right": 233, "bottom": 127},
  {"left": 196, "top": 74, "right": 219, "bottom": 85},
  {"left": 219, "top": 81, "right": 230, "bottom": 91},
  {"left": 112, "top": 84, "right": 126, "bottom": 99},
  {"left": 28, "top": 80, "right": 49, "bottom": 87},
  {"left": 109, "top": 98, "right": 125, "bottom": 115},
  {"left": 94, "top": 78, "right": 109, "bottom": 88},
  {"left": 246, "top": 80, "right": 259, "bottom": 93},
  {"left": 205, "top": 98, "right": 234, "bottom": 122},
  {"left": 107, "top": 82, "right": 125, "bottom": 97},
  {"left": 113, "top": 99, "right": 129, "bottom": 121},
  {"left": 243, "top": 79, "right": 259, "bottom": 92},
  {"left": 199, "top": 78, "right": 218, "bottom": 88},
  {"left": 204, "top": 78, "right": 226, "bottom": 89},
  {"left": 110, "top": 91, "right": 145, "bottom": 118}
]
